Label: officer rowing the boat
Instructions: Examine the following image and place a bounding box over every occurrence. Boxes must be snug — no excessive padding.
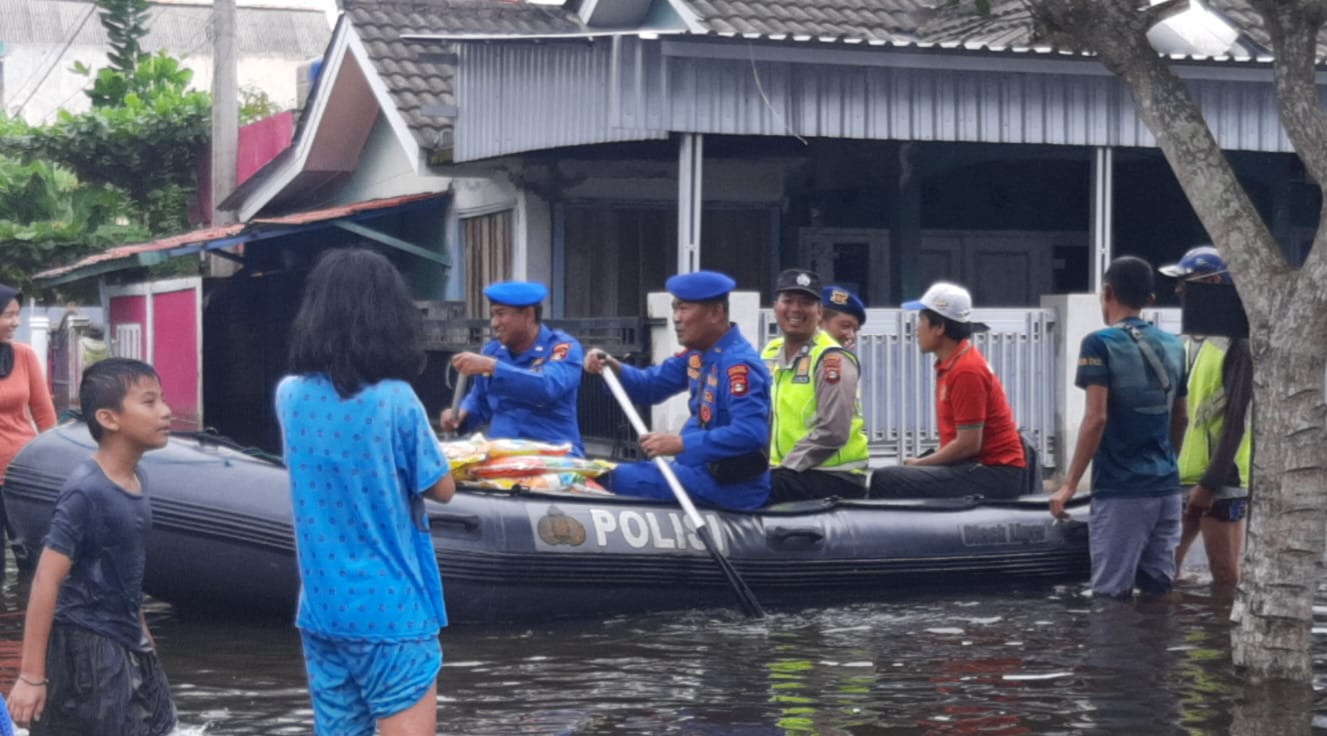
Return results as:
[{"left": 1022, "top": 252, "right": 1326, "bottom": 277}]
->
[
  {"left": 584, "top": 270, "right": 772, "bottom": 510},
  {"left": 441, "top": 280, "right": 585, "bottom": 455}
]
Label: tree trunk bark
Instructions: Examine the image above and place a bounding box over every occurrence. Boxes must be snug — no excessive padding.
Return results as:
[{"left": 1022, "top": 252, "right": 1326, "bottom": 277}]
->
[
  {"left": 1230, "top": 333, "right": 1327, "bottom": 682},
  {"left": 1024, "top": 0, "right": 1327, "bottom": 682}
]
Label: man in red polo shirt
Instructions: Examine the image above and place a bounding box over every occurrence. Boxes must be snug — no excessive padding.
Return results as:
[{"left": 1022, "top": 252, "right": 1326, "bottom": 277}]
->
[{"left": 869, "top": 282, "right": 1028, "bottom": 499}]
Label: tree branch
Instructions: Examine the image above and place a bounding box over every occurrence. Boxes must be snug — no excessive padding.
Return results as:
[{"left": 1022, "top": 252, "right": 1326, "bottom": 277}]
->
[
  {"left": 1028, "top": 0, "right": 1288, "bottom": 301},
  {"left": 1247, "top": 0, "right": 1327, "bottom": 279}
]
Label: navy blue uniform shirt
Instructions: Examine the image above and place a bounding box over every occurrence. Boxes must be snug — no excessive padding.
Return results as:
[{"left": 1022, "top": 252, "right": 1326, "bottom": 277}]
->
[
  {"left": 459, "top": 324, "right": 585, "bottom": 456},
  {"left": 617, "top": 325, "right": 771, "bottom": 473}
]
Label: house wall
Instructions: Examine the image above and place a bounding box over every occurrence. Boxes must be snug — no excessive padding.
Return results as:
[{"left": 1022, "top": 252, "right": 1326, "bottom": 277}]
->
[
  {"left": 334, "top": 115, "right": 449, "bottom": 205},
  {"left": 448, "top": 156, "right": 788, "bottom": 315},
  {"left": 456, "top": 36, "right": 1308, "bottom": 163}
]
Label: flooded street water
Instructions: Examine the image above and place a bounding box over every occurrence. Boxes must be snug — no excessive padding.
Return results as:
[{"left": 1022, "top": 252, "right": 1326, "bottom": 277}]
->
[{"left": 1, "top": 554, "right": 1325, "bottom": 734}]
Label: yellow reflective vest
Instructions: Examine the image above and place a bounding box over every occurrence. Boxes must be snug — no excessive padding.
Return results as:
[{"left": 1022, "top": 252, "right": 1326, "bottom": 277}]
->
[
  {"left": 761, "top": 331, "right": 870, "bottom": 472},
  {"left": 1178, "top": 338, "right": 1252, "bottom": 487}
]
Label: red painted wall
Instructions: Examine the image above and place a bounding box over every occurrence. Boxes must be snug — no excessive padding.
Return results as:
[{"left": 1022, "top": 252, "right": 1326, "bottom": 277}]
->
[{"left": 152, "top": 289, "right": 200, "bottom": 429}]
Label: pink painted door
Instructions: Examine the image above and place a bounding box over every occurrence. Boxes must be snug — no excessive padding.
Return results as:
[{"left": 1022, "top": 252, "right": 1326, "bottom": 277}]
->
[{"left": 152, "top": 288, "right": 200, "bottom": 429}]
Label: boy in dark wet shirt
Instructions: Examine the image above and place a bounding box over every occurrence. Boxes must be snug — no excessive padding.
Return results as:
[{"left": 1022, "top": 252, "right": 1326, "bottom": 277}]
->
[{"left": 7, "top": 359, "right": 176, "bottom": 735}]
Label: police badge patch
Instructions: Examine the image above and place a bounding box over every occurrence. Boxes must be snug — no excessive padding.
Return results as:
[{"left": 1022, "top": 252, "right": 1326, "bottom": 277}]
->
[
  {"left": 824, "top": 353, "right": 842, "bottom": 384},
  {"left": 727, "top": 365, "right": 749, "bottom": 396}
]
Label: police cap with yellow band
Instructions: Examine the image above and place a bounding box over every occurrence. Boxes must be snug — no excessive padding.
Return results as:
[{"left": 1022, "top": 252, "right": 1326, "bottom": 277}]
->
[
  {"left": 822, "top": 285, "right": 866, "bottom": 327},
  {"left": 483, "top": 280, "right": 548, "bottom": 307},
  {"left": 666, "top": 270, "right": 736, "bottom": 302}
]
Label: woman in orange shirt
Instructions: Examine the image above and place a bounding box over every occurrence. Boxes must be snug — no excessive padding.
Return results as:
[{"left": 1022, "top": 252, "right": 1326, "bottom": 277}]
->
[{"left": 0, "top": 285, "right": 58, "bottom": 566}]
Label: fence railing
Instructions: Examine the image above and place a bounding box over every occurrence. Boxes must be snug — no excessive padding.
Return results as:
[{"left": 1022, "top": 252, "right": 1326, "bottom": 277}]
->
[{"left": 761, "top": 308, "right": 1058, "bottom": 467}]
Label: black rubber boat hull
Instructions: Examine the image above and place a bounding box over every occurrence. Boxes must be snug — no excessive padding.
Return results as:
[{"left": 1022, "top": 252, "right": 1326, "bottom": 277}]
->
[{"left": 4, "top": 425, "right": 1091, "bottom": 622}]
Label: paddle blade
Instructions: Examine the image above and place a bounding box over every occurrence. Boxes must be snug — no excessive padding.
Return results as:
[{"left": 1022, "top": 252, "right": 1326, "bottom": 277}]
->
[{"left": 696, "top": 524, "right": 765, "bottom": 619}]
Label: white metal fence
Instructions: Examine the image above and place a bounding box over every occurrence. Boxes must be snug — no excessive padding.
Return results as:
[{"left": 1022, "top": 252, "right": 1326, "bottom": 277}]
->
[
  {"left": 760, "top": 306, "right": 1184, "bottom": 470},
  {"left": 761, "top": 308, "right": 1058, "bottom": 466}
]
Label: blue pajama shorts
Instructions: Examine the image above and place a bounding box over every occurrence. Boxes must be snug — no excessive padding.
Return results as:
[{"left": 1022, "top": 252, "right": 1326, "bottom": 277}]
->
[{"left": 300, "top": 631, "right": 441, "bottom": 736}]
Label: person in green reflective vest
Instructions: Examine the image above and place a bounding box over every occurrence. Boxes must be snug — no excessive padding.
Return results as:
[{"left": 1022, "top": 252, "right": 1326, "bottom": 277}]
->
[
  {"left": 1163, "top": 246, "right": 1252, "bottom": 590},
  {"left": 762, "top": 269, "right": 870, "bottom": 504}
]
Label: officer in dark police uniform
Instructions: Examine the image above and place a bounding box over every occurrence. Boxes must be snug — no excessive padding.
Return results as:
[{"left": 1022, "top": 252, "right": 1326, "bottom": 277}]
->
[
  {"left": 584, "top": 270, "right": 771, "bottom": 510},
  {"left": 441, "top": 280, "right": 585, "bottom": 455}
]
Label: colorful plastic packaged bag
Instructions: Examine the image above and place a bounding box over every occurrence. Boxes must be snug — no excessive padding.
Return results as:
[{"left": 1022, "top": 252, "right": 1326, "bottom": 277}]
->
[
  {"left": 483, "top": 437, "right": 574, "bottom": 458},
  {"left": 467, "top": 455, "right": 616, "bottom": 479}
]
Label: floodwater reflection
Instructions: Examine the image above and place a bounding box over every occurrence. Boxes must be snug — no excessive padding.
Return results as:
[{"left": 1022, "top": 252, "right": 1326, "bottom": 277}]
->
[{"left": 0, "top": 558, "right": 1324, "bottom": 734}]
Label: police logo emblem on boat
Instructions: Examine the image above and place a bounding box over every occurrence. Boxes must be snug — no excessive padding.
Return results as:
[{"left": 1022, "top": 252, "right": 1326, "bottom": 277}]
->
[{"left": 537, "top": 507, "right": 588, "bottom": 546}]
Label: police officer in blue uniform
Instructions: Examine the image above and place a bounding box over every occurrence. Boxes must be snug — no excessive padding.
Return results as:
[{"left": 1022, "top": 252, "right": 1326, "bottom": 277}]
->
[
  {"left": 441, "top": 280, "right": 585, "bottom": 455},
  {"left": 584, "top": 270, "right": 771, "bottom": 510}
]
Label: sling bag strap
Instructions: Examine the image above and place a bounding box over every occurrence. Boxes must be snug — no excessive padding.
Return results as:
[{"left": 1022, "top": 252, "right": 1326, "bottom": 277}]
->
[{"left": 1120, "top": 322, "right": 1174, "bottom": 400}]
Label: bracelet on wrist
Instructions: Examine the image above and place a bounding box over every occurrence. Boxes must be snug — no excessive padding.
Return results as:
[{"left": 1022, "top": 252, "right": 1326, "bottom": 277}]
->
[{"left": 17, "top": 674, "right": 48, "bottom": 687}]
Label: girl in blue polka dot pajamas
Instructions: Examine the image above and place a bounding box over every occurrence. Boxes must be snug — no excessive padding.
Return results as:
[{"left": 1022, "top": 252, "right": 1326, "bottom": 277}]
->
[{"left": 276, "top": 249, "right": 457, "bottom": 736}]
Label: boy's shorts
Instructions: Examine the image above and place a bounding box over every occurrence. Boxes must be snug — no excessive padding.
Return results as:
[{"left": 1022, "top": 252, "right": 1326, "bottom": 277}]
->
[
  {"left": 32, "top": 623, "right": 175, "bottom": 736},
  {"left": 301, "top": 631, "right": 441, "bottom": 735}
]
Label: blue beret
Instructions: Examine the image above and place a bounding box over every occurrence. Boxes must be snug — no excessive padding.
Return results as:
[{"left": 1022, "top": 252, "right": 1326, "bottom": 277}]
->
[
  {"left": 822, "top": 285, "right": 866, "bottom": 327},
  {"left": 665, "top": 270, "right": 736, "bottom": 301},
  {"left": 483, "top": 281, "right": 548, "bottom": 307}
]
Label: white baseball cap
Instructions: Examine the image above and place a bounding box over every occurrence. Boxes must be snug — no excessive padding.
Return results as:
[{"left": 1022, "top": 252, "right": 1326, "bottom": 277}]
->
[{"left": 902, "top": 282, "right": 990, "bottom": 332}]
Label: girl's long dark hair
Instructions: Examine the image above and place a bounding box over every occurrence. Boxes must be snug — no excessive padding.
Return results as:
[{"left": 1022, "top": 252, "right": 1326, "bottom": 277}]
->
[{"left": 288, "top": 248, "right": 426, "bottom": 398}]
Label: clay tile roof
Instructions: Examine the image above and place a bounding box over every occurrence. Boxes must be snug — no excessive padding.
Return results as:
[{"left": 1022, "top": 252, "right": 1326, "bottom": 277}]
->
[
  {"left": 685, "top": 0, "right": 931, "bottom": 43},
  {"left": 343, "top": 0, "right": 585, "bottom": 151}
]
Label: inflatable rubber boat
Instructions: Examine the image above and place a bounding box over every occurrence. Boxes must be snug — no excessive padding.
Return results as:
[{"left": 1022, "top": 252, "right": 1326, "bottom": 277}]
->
[{"left": 3, "top": 424, "right": 1091, "bottom": 623}]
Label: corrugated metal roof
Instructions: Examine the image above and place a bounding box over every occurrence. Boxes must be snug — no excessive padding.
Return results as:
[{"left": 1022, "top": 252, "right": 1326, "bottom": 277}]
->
[
  {"left": 342, "top": 0, "right": 1312, "bottom": 156},
  {"left": 457, "top": 41, "right": 667, "bottom": 161},
  {"left": 0, "top": 0, "right": 331, "bottom": 57},
  {"left": 36, "top": 192, "right": 444, "bottom": 283}
]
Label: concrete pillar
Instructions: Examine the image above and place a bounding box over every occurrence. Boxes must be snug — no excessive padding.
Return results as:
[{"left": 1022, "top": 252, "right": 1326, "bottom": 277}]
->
[
  {"left": 893, "top": 142, "right": 923, "bottom": 303},
  {"left": 1040, "top": 293, "right": 1101, "bottom": 483},
  {"left": 27, "top": 315, "right": 49, "bottom": 380},
  {"left": 645, "top": 289, "right": 760, "bottom": 433},
  {"left": 1089, "top": 147, "right": 1114, "bottom": 293},
  {"left": 677, "top": 134, "right": 704, "bottom": 275}
]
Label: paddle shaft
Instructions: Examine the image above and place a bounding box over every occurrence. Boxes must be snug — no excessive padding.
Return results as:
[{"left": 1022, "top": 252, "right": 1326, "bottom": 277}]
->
[
  {"left": 599, "top": 358, "right": 765, "bottom": 619},
  {"left": 451, "top": 372, "right": 469, "bottom": 414},
  {"left": 598, "top": 362, "right": 708, "bottom": 532},
  {"left": 444, "top": 372, "right": 469, "bottom": 439}
]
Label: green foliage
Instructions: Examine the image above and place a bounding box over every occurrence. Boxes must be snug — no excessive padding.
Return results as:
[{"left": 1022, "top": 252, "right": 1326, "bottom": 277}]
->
[
  {"left": 0, "top": 85, "right": 210, "bottom": 234},
  {"left": 96, "top": 0, "right": 152, "bottom": 77},
  {"left": 239, "top": 86, "right": 282, "bottom": 125},
  {"left": 0, "top": 156, "right": 148, "bottom": 293},
  {"left": 75, "top": 51, "right": 196, "bottom": 109}
]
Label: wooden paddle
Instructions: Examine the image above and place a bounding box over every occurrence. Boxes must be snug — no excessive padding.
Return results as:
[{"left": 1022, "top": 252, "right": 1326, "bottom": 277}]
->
[{"left": 598, "top": 355, "right": 766, "bottom": 619}]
